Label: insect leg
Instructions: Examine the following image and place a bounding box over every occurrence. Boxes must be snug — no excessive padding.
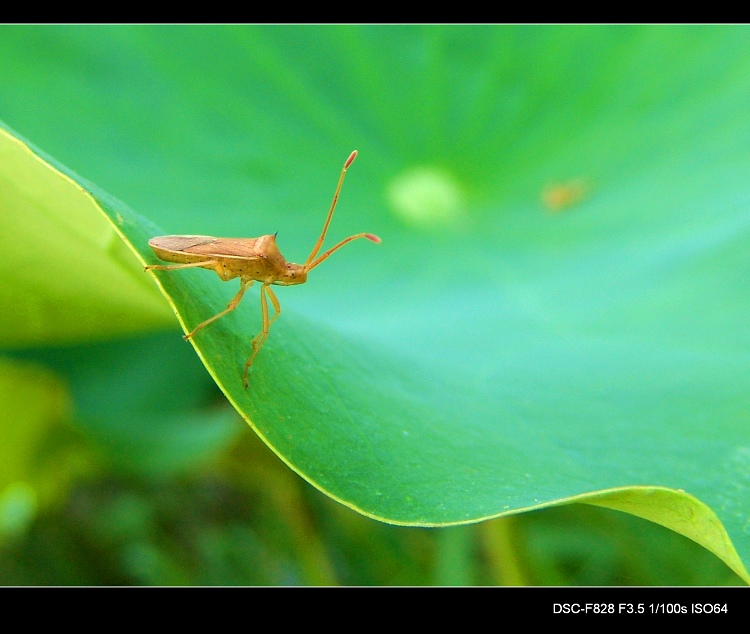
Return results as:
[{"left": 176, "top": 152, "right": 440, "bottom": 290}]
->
[
  {"left": 243, "top": 283, "right": 275, "bottom": 388},
  {"left": 265, "top": 285, "right": 281, "bottom": 329},
  {"left": 185, "top": 279, "right": 253, "bottom": 340},
  {"left": 145, "top": 260, "right": 218, "bottom": 272}
]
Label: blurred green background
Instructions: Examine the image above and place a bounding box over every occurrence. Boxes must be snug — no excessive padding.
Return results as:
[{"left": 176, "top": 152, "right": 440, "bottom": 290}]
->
[{"left": 1, "top": 25, "right": 749, "bottom": 585}]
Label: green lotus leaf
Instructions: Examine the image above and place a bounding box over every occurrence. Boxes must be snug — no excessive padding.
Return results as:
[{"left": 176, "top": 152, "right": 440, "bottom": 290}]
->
[{"left": 1, "top": 25, "right": 748, "bottom": 582}]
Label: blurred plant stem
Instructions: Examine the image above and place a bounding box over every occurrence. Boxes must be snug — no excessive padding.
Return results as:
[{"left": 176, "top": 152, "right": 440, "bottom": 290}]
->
[
  {"left": 221, "top": 428, "right": 338, "bottom": 586},
  {"left": 264, "top": 470, "right": 338, "bottom": 585},
  {"left": 432, "top": 517, "right": 527, "bottom": 586},
  {"left": 479, "top": 516, "right": 527, "bottom": 585},
  {"left": 433, "top": 525, "right": 474, "bottom": 585}
]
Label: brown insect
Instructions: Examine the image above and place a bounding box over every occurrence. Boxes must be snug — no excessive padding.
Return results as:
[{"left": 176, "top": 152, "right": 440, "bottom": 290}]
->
[{"left": 145, "top": 150, "right": 380, "bottom": 388}]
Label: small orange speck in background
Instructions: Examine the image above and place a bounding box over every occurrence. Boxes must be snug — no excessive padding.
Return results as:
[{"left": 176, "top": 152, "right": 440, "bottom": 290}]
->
[{"left": 542, "top": 178, "right": 590, "bottom": 212}]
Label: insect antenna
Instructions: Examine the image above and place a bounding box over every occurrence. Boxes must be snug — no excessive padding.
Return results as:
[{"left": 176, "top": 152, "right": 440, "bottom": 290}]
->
[
  {"left": 303, "top": 150, "right": 380, "bottom": 272},
  {"left": 305, "top": 233, "right": 381, "bottom": 271}
]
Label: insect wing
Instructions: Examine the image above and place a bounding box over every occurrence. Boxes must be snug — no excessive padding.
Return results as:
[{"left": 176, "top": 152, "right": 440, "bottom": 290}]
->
[
  {"left": 149, "top": 235, "right": 266, "bottom": 260},
  {"left": 181, "top": 237, "right": 265, "bottom": 259},
  {"left": 149, "top": 235, "right": 216, "bottom": 253}
]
